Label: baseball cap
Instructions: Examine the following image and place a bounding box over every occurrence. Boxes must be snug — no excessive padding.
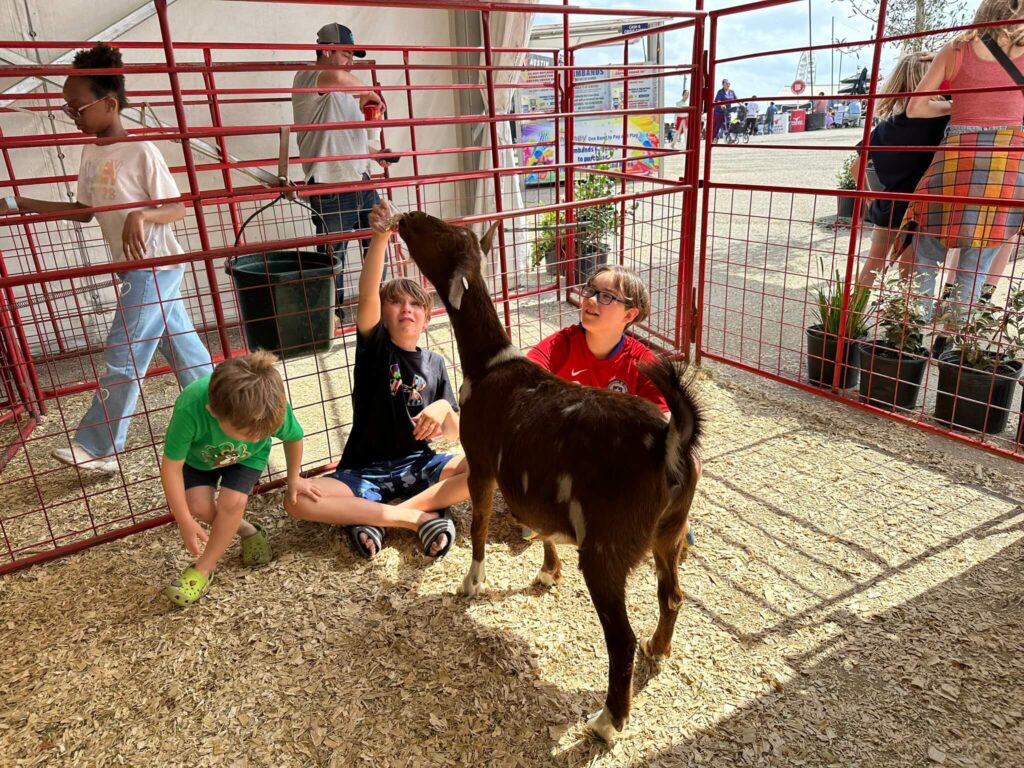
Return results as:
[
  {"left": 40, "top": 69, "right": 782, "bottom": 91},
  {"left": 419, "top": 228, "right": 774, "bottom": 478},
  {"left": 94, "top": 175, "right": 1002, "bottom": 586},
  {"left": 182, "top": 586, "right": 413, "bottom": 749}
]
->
[{"left": 316, "top": 23, "right": 366, "bottom": 58}]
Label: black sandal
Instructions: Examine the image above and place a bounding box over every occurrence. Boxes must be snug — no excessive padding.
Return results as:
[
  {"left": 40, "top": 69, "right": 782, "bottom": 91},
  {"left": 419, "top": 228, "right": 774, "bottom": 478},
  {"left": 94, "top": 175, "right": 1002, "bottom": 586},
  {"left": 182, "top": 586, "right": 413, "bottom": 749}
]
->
[
  {"left": 417, "top": 510, "right": 455, "bottom": 559},
  {"left": 348, "top": 525, "right": 385, "bottom": 560}
]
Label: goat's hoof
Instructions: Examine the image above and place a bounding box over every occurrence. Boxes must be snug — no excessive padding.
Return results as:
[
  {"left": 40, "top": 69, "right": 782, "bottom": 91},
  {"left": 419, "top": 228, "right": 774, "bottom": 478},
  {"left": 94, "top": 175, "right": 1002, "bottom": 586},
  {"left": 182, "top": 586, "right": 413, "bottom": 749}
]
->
[
  {"left": 641, "top": 637, "right": 670, "bottom": 661},
  {"left": 460, "top": 560, "right": 486, "bottom": 597},
  {"left": 585, "top": 707, "right": 624, "bottom": 743},
  {"left": 533, "top": 569, "right": 562, "bottom": 587}
]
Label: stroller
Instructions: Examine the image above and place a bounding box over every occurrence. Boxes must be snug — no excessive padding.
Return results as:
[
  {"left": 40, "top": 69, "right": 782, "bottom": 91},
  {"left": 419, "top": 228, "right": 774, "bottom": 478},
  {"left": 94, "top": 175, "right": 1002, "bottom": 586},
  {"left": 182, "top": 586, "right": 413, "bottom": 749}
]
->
[{"left": 724, "top": 105, "right": 749, "bottom": 144}]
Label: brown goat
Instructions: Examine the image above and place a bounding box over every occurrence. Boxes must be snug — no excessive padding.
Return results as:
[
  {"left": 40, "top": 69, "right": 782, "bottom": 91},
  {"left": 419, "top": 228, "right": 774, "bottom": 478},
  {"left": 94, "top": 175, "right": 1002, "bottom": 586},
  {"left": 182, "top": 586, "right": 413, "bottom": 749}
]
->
[{"left": 396, "top": 211, "right": 703, "bottom": 742}]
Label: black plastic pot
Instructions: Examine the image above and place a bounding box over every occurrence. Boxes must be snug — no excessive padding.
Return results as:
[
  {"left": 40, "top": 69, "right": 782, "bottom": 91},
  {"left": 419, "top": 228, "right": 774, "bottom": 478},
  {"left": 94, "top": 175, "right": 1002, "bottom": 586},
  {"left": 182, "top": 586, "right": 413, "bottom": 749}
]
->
[
  {"left": 836, "top": 195, "right": 855, "bottom": 219},
  {"left": 933, "top": 351, "right": 1023, "bottom": 435},
  {"left": 573, "top": 244, "right": 609, "bottom": 284},
  {"left": 806, "top": 325, "right": 863, "bottom": 389},
  {"left": 857, "top": 342, "right": 928, "bottom": 412}
]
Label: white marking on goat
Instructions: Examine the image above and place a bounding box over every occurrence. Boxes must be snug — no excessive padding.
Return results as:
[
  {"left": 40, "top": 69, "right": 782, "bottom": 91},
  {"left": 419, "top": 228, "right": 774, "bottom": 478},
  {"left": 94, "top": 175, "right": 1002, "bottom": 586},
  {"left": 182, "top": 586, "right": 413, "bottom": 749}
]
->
[
  {"left": 485, "top": 346, "right": 524, "bottom": 369},
  {"left": 586, "top": 707, "right": 623, "bottom": 743},
  {"left": 534, "top": 568, "right": 561, "bottom": 586},
  {"left": 461, "top": 559, "right": 486, "bottom": 597},
  {"left": 556, "top": 473, "right": 573, "bottom": 504},
  {"left": 496, "top": 449, "right": 502, "bottom": 474},
  {"left": 569, "top": 500, "right": 586, "bottom": 545},
  {"left": 545, "top": 532, "right": 577, "bottom": 546},
  {"left": 462, "top": 276, "right": 470, "bottom": 290},
  {"left": 643, "top": 433, "right": 655, "bottom": 451},
  {"left": 521, "top": 471, "right": 529, "bottom": 494},
  {"left": 562, "top": 402, "right": 583, "bottom": 416},
  {"left": 459, "top": 377, "right": 472, "bottom": 405}
]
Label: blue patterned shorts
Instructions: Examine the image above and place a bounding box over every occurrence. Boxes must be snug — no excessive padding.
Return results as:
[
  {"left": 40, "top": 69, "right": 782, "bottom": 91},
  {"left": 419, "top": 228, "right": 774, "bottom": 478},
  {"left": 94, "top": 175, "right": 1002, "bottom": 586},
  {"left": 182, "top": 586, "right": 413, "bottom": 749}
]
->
[{"left": 330, "top": 450, "right": 455, "bottom": 503}]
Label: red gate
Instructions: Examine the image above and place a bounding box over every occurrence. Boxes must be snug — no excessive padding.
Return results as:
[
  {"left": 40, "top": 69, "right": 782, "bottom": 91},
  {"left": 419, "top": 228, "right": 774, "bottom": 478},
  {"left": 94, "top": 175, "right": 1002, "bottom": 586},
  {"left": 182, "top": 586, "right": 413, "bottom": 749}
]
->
[{"left": 697, "top": 0, "right": 1024, "bottom": 463}]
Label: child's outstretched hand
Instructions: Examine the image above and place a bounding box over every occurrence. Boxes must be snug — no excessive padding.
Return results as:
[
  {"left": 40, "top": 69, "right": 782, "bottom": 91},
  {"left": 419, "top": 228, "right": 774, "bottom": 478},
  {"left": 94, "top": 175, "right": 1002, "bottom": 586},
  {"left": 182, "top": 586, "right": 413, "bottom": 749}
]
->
[
  {"left": 368, "top": 200, "right": 399, "bottom": 234},
  {"left": 178, "top": 517, "right": 209, "bottom": 557},
  {"left": 288, "top": 477, "right": 323, "bottom": 507}
]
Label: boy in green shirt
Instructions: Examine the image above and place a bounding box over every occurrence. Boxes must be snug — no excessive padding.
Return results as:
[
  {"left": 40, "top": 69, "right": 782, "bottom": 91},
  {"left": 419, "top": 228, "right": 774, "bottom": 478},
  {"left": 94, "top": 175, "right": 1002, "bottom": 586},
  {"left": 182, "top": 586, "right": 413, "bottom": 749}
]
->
[{"left": 160, "top": 351, "right": 319, "bottom": 606}]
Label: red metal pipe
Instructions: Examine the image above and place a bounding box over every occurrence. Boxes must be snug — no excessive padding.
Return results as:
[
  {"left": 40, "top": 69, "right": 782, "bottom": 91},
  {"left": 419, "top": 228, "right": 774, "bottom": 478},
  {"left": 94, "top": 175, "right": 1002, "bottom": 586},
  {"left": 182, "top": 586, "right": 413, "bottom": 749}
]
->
[
  {"left": 694, "top": 12, "right": 718, "bottom": 364},
  {"left": 226, "top": 0, "right": 697, "bottom": 18},
  {"left": 676, "top": 7, "right": 705, "bottom": 354},
  {"left": 481, "top": 12, "right": 513, "bottom": 336},
  {"left": 829, "top": 0, "right": 890, "bottom": 392},
  {"left": 154, "top": 0, "right": 232, "bottom": 359}
]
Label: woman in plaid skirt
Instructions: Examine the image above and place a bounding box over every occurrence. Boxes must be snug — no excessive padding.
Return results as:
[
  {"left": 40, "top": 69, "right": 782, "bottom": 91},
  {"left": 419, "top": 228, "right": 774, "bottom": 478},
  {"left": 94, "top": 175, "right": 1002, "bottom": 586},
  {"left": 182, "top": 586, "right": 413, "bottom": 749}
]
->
[{"left": 904, "top": 0, "right": 1024, "bottom": 321}]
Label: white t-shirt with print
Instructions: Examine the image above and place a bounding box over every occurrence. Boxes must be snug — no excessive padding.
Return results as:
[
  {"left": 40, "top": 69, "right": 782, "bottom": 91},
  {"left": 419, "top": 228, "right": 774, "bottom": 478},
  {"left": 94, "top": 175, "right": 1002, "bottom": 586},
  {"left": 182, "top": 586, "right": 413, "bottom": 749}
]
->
[{"left": 76, "top": 140, "right": 185, "bottom": 265}]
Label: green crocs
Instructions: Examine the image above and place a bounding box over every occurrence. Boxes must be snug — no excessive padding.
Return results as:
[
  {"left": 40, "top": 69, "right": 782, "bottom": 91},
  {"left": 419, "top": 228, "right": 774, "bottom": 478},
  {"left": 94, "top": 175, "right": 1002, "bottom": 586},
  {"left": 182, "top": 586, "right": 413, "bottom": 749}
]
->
[
  {"left": 240, "top": 522, "right": 272, "bottom": 567},
  {"left": 163, "top": 566, "right": 212, "bottom": 607}
]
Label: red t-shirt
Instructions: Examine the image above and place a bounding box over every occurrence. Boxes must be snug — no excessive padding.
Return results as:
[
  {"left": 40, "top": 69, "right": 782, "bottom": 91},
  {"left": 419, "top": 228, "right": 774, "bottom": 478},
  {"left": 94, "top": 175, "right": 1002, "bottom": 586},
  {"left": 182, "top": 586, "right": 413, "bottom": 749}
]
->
[{"left": 527, "top": 324, "right": 669, "bottom": 412}]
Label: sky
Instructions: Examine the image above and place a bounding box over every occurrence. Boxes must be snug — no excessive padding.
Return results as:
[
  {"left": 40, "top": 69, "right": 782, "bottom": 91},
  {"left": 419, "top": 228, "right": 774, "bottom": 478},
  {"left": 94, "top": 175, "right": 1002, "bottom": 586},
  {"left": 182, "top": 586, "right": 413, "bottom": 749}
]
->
[{"left": 533, "top": 0, "right": 981, "bottom": 105}]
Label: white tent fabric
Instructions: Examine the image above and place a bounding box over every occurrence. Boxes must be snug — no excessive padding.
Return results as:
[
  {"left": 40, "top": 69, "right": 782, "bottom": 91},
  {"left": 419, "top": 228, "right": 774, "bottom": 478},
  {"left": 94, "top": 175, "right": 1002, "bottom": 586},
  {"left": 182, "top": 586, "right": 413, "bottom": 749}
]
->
[{"left": 468, "top": 6, "right": 537, "bottom": 276}]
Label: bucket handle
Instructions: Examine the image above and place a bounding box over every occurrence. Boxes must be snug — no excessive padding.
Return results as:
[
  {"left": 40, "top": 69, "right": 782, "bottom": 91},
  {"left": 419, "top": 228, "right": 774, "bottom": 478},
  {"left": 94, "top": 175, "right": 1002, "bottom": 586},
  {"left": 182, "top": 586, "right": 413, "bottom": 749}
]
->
[{"left": 229, "top": 192, "right": 332, "bottom": 269}]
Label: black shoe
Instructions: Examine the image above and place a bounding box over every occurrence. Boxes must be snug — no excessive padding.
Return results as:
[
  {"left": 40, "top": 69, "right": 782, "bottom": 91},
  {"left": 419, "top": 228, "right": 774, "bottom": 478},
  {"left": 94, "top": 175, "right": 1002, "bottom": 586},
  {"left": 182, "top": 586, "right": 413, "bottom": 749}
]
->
[
  {"left": 931, "top": 334, "right": 949, "bottom": 359},
  {"left": 335, "top": 306, "right": 346, "bottom": 325}
]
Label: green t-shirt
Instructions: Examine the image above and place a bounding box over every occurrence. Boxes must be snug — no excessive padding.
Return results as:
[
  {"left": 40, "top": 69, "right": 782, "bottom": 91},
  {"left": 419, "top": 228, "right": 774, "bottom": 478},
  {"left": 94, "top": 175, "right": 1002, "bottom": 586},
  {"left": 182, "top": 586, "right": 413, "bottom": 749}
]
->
[{"left": 163, "top": 376, "right": 304, "bottom": 471}]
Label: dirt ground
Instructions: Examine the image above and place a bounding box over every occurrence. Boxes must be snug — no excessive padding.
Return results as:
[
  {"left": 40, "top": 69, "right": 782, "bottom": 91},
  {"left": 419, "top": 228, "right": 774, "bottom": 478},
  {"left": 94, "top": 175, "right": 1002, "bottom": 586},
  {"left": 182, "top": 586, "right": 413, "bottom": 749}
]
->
[{"left": 2, "top": 132, "right": 1024, "bottom": 767}]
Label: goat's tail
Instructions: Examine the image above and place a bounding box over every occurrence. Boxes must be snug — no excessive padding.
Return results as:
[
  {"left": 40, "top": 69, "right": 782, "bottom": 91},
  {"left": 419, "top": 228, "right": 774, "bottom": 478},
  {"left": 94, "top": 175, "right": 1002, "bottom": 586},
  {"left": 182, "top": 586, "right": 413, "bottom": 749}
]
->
[{"left": 640, "top": 357, "right": 703, "bottom": 489}]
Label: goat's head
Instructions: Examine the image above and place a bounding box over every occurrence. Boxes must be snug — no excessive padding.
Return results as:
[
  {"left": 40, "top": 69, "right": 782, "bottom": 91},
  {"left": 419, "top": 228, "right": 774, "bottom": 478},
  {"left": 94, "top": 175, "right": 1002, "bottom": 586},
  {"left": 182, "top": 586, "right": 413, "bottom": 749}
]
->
[{"left": 398, "top": 211, "right": 498, "bottom": 311}]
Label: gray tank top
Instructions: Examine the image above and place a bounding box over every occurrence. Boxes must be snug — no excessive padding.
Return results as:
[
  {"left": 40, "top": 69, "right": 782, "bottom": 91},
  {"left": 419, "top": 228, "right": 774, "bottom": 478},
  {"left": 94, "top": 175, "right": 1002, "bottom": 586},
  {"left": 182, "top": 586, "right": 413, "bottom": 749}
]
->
[{"left": 291, "top": 69, "right": 374, "bottom": 184}]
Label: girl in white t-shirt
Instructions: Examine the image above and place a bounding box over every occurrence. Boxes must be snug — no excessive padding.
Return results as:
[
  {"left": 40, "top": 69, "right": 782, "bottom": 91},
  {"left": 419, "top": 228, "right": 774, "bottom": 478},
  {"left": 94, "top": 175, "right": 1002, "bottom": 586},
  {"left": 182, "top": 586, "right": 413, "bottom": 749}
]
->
[{"left": 0, "top": 44, "right": 213, "bottom": 473}]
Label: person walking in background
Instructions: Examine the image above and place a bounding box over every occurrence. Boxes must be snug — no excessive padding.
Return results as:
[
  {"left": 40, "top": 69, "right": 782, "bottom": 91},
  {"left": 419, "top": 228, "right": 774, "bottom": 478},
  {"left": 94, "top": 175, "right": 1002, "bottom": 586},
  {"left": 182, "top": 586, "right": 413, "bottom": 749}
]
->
[
  {"left": 744, "top": 97, "right": 760, "bottom": 135},
  {"left": 671, "top": 89, "right": 690, "bottom": 148},
  {"left": 904, "top": 0, "right": 1024, "bottom": 326},
  {"left": 0, "top": 44, "right": 213, "bottom": 474},
  {"left": 713, "top": 79, "right": 736, "bottom": 142},
  {"left": 765, "top": 101, "right": 778, "bottom": 134}
]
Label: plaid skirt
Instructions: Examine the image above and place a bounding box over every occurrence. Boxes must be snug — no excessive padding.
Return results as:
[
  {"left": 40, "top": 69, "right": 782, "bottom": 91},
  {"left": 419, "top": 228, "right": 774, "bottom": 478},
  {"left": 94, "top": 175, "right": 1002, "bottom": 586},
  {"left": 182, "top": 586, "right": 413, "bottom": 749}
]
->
[{"left": 904, "top": 127, "right": 1024, "bottom": 249}]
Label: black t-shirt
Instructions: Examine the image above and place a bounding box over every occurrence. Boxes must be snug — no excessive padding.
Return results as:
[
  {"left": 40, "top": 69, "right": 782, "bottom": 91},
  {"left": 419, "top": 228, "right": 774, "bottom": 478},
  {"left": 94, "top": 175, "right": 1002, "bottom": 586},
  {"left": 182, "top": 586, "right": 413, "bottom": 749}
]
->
[
  {"left": 340, "top": 322, "right": 459, "bottom": 469},
  {"left": 869, "top": 112, "right": 950, "bottom": 194},
  {"left": 867, "top": 112, "right": 949, "bottom": 228}
]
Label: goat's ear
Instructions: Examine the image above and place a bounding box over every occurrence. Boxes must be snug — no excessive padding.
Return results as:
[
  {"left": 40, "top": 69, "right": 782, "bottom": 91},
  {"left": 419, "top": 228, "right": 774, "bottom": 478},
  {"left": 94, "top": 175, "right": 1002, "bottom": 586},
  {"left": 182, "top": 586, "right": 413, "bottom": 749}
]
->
[
  {"left": 448, "top": 268, "right": 470, "bottom": 311},
  {"left": 478, "top": 221, "right": 500, "bottom": 255}
]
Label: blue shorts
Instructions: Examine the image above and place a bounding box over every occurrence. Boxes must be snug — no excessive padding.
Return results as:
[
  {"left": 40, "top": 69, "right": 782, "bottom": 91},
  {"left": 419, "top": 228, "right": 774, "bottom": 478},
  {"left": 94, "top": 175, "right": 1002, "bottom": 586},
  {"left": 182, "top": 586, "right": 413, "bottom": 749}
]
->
[{"left": 330, "top": 450, "right": 455, "bottom": 503}]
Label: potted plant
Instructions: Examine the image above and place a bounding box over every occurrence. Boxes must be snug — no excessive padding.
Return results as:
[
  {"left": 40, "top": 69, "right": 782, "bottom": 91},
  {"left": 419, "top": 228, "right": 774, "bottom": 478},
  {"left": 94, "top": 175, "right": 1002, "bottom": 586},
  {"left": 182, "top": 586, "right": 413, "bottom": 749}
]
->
[
  {"left": 806, "top": 260, "right": 871, "bottom": 389},
  {"left": 836, "top": 154, "right": 857, "bottom": 219},
  {"left": 530, "top": 209, "right": 561, "bottom": 276},
  {"left": 933, "top": 286, "right": 1024, "bottom": 435},
  {"left": 569, "top": 172, "right": 619, "bottom": 284},
  {"left": 857, "top": 269, "right": 929, "bottom": 412}
]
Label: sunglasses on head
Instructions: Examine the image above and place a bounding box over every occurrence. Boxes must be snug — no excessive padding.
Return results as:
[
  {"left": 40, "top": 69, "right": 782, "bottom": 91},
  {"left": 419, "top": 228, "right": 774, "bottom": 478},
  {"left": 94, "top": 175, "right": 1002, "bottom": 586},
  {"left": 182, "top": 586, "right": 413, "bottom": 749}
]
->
[
  {"left": 60, "top": 97, "right": 106, "bottom": 121},
  {"left": 580, "top": 284, "right": 632, "bottom": 307}
]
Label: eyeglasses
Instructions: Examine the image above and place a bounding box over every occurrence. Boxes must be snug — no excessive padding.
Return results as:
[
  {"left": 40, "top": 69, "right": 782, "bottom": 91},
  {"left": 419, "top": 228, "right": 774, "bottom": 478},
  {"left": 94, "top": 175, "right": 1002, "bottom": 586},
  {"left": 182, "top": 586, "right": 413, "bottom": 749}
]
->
[
  {"left": 60, "top": 97, "right": 105, "bottom": 121},
  {"left": 580, "top": 284, "right": 632, "bottom": 307}
]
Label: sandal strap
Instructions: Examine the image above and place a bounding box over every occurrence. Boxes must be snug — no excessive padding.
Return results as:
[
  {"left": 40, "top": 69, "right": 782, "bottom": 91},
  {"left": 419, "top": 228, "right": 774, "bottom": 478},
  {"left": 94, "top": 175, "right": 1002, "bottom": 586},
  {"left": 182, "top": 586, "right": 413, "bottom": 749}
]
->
[
  {"left": 349, "top": 525, "right": 385, "bottom": 560},
  {"left": 418, "top": 514, "right": 455, "bottom": 558}
]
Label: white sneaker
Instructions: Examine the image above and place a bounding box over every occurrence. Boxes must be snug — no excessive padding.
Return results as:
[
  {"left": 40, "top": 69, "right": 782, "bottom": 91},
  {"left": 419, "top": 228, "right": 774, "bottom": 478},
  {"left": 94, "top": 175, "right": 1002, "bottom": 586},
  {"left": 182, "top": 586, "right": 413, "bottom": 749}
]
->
[{"left": 53, "top": 444, "right": 118, "bottom": 474}]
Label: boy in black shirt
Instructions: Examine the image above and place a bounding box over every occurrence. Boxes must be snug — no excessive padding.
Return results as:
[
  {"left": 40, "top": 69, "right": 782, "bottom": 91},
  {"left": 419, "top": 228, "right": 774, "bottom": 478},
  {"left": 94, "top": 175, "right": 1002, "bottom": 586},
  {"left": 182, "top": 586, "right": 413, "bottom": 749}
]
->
[{"left": 285, "top": 201, "right": 467, "bottom": 559}]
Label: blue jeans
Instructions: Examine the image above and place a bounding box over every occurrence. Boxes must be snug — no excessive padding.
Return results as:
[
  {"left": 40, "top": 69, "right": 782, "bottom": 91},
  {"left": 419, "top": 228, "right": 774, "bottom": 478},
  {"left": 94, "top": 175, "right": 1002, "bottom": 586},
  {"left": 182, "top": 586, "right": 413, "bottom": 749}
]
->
[
  {"left": 309, "top": 175, "right": 382, "bottom": 307},
  {"left": 75, "top": 267, "right": 213, "bottom": 457},
  {"left": 911, "top": 233, "right": 998, "bottom": 321}
]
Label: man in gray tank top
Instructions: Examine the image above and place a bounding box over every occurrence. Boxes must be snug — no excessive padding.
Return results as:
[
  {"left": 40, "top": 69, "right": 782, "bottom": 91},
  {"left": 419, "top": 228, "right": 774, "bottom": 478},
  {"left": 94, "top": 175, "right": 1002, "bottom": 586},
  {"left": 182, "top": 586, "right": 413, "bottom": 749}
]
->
[{"left": 292, "top": 23, "right": 393, "bottom": 320}]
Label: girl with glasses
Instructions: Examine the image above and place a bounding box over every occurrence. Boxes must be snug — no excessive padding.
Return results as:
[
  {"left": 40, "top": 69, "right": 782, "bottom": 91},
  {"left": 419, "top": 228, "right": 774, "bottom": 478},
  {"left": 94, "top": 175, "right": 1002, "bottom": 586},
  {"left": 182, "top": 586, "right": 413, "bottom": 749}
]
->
[
  {"left": 0, "top": 44, "right": 212, "bottom": 473},
  {"left": 525, "top": 265, "right": 700, "bottom": 544}
]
